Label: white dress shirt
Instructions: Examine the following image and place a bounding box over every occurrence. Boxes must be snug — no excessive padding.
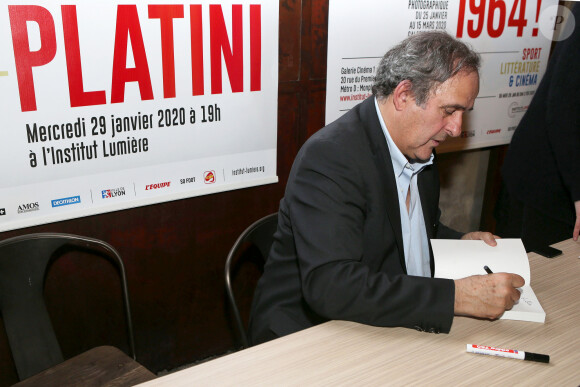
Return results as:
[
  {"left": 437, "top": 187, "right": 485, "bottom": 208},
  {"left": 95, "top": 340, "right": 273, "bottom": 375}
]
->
[{"left": 374, "top": 98, "right": 434, "bottom": 277}]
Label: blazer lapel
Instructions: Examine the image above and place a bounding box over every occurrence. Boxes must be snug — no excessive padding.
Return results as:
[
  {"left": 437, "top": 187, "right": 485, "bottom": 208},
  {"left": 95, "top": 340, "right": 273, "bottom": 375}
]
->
[
  {"left": 418, "top": 172, "right": 435, "bottom": 239},
  {"left": 359, "top": 98, "right": 406, "bottom": 273},
  {"left": 417, "top": 153, "right": 440, "bottom": 276}
]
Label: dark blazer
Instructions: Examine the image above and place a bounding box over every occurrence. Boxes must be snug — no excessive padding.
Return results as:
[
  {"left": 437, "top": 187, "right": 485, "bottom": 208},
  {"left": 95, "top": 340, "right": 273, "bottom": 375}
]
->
[
  {"left": 249, "top": 97, "right": 462, "bottom": 345},
  {"left": 501, "top": 3, "right": 580, "bottom": 226}
]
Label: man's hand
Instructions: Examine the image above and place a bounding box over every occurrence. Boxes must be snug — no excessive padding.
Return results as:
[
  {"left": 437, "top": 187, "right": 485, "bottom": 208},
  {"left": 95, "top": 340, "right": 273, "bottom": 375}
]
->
[
  {"left": 454, "top": 273, "right": 525, "bottom": 319},
  {"left": 461, "top": 231, "right": 499, "bottom": 246}
]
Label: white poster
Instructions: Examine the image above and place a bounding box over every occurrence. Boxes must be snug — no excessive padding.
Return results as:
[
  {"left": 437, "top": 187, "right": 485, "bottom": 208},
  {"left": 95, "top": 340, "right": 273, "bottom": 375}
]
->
[
  {"left": 326, "top": 0, "right": 558, "bottom": 152},
  {"left": 0, "top": 0, "right": 279, "bottom": 232}
]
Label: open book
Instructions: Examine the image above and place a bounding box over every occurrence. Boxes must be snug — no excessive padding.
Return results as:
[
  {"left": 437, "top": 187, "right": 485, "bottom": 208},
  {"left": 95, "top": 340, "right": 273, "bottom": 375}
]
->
[{"left": 431, "top": 238, "right": 545, "bottom": 323}]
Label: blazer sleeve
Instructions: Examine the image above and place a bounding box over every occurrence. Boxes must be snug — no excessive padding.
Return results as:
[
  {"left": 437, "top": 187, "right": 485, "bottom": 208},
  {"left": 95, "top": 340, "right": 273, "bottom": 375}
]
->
[
  {"left": 435, "top": 216, "right": 464, "bottom": 239},
  {"left": 285, "top": 132, "right": 455, "bottom": 333}
]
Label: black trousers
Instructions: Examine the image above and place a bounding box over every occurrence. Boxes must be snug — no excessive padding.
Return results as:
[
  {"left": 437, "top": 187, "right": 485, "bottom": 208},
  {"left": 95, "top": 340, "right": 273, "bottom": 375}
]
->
[{"left": 494, "top": 186, "right": 573, "bottom": 252}]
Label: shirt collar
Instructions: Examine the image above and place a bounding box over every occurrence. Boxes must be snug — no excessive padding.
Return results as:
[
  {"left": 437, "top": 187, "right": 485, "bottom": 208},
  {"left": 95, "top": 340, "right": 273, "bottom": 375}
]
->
[{"left": 374, "top": 97, "right": 434, "bottom": 178}]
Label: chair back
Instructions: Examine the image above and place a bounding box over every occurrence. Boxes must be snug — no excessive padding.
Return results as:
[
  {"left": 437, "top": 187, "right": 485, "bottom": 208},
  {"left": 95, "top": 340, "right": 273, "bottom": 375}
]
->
[
  {"left": 225, "top": 213, "right": 278, "bottom": 349},
  {"left": 0, "top": 233, "right": 136, "bottom": 380}
]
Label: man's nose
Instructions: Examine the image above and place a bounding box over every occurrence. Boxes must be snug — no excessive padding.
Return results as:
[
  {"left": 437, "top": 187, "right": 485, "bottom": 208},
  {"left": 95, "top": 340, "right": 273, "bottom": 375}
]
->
[{"left": 445, "top": 113, "right": 463, "bottom": 137}]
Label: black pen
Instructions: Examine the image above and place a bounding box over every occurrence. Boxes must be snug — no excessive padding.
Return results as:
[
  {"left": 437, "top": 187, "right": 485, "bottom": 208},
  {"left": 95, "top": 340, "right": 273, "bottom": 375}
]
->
[{"left": 483, "top": 265, "right": 493, "bottom": 274}]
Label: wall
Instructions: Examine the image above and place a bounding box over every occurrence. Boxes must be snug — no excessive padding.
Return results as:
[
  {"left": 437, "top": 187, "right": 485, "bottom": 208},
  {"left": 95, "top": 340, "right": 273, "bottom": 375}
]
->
[
  {"left": 439, "top": 149, "right": 491, "bottom": 233},
  {"left": 0, "top": 1, "right": 494, "bottom": 384}
]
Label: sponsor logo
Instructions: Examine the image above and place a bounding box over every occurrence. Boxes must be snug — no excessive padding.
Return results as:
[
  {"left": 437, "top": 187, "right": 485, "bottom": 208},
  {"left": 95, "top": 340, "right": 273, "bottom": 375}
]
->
[
  {"left": 508, "top": 102, "right": 528, "bottom": 118},
  {"left": 51, "top": 196, "right": 81, "bottom": 207},
  {"left": 0, "top": 208, "right": 6, "bottom": 216},
  {"left": 18, "top": 202, "right": 40, "bottom": 214},
  {"left": 486, "top": 129, "right": 501, "bottom": 135},
  {"left": 102, "top": 187, "right": 126, "bottom": 199},
  {"left": 204, "top": 170, "right": 216, "bottom": 184},
  {"left": 145, "top": 182, "right": 170, "bottom": 190},
  {"left": 460, "top": 130, "right": 475, "bottom": 138}
]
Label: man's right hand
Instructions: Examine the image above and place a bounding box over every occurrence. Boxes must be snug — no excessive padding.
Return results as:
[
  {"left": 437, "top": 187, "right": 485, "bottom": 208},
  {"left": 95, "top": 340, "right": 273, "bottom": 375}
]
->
[{"left": 453, "top": 273, "right": 525, "bottom": 319}]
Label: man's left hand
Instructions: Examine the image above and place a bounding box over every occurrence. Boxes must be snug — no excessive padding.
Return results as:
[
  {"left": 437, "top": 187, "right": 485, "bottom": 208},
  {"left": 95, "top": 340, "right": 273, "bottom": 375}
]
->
[{"left": 461, "top": 231, "right": 498, "bottom": 246}]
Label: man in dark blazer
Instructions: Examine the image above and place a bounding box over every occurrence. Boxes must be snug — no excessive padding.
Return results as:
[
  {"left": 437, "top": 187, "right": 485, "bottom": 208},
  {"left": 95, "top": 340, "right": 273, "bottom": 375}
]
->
[{"left": 249, "top": 31, "right": 523, "bottom": 345}]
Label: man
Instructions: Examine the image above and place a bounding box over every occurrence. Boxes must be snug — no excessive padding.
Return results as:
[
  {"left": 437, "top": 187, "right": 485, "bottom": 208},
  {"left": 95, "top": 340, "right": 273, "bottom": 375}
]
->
[{"left": 249, "top": 31, "right": 523, "bottom": 345}]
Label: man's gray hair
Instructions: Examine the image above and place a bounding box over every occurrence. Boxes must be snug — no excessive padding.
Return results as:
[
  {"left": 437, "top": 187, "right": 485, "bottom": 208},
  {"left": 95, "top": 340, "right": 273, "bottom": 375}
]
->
[{"left": 372, "top": 31, "right": 480, "bottom": 106}]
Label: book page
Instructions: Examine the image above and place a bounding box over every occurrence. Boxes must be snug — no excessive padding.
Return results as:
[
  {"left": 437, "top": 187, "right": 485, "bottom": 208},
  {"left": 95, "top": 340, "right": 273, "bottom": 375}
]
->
[
  {"left": 432, "top": 239, "right": 530, "bottom": 283},
  {"left": 431, "top": 238, "right": 545, "bottom": 323},
  {"left": 503, "top": 286, "right": 545, "bottom": 323}
]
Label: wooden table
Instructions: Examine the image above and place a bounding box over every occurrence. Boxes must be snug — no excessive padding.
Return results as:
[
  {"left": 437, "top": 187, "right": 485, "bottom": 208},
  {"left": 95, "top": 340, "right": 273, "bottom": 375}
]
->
[
  {"left": 140, "top": 238, "right": 580, "bottom": 386},
  {"left": 14, "top": 346, "right": 156, "bottom": 387}
]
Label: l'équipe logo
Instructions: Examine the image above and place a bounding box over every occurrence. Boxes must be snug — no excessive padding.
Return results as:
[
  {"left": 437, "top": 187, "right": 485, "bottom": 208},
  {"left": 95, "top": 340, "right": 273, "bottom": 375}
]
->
[
  {"left": 102, "top": 187, "right": 126, "bottom": 199},
  {"left": 51, "top": 196, "right": 81, "bottom": 207},
  {"left": 18, "top": 202, "right": 39, "bottom": 213},
  {"left": 145, "top": 182, "right": 171, "bottom": 190}
]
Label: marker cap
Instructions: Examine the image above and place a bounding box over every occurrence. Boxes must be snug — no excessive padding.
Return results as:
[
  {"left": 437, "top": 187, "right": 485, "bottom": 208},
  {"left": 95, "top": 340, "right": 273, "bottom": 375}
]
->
[{"left": 524, "top": 352, "right": 550, "bottom": 363}]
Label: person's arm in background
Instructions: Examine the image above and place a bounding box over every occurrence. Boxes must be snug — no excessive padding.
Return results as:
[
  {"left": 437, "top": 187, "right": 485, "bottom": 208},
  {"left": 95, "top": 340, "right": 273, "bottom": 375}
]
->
[{"left": 574, "top": 200, "right": 580, "bottom": 240}]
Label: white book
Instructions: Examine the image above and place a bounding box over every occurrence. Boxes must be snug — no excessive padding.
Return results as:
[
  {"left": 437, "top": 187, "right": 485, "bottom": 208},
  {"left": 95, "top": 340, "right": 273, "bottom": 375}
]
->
[{"left": 431, "top": 238, "right": 545, "bottom": 323}]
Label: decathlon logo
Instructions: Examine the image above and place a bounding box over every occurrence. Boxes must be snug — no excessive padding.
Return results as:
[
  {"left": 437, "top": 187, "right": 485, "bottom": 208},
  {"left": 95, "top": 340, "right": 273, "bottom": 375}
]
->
[{"left": 51, "top": 196, "right": 81, "bottom": 207}]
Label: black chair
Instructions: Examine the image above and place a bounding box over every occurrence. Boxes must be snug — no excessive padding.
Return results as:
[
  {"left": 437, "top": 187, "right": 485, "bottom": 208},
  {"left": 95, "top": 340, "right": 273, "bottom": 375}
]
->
[
  {"left": 0, "top": 233, "right": 136, "bottom": 381},
  {"left": 225, "top": 213, "right": 278, "bottom": 349}
]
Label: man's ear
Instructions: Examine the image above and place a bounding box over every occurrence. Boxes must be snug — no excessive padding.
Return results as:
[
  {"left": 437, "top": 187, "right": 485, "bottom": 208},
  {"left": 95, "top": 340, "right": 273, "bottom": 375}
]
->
[{"left": 392, "top": 80, "right": 414, "bottom": 111}]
